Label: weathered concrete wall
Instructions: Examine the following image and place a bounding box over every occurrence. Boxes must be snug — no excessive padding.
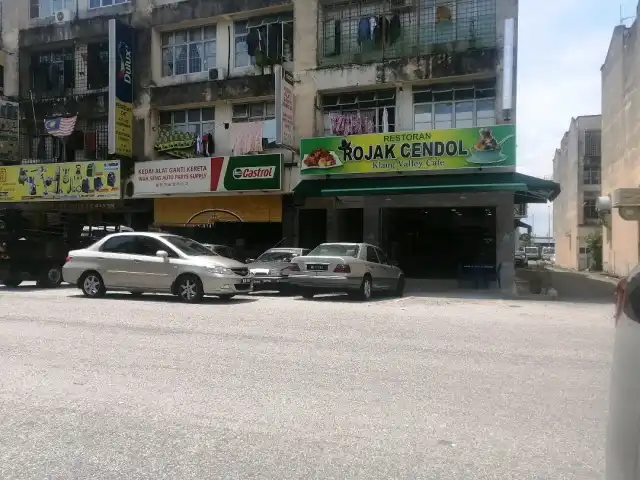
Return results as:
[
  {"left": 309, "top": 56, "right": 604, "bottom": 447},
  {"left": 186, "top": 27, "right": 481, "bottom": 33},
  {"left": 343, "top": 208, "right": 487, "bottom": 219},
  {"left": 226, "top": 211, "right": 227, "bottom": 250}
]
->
[
  {"left": 602, "top": 21, "right": 640, "bottom": 276},
  {"left": 552, "top": 115, "right": 601, "bottom": 270}
]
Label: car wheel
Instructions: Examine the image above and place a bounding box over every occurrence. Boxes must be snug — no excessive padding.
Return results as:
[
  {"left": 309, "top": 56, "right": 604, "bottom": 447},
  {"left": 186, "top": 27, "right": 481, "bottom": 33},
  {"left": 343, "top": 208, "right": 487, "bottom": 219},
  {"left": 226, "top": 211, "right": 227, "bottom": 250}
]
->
[
  {"left": 218, "top": 294, "right": 235, "bottom": 301},
  {"left": 394, "top": 275, "right": 405, "bottom": 297},
  {"left": 80, "top": 271, "right": 106, "bottom": 298},
  {"left": 37, "top": 266, "right": 63, "bottom": 288},
  {"left": 359, "top": 275, "right": 373, "bottom": 301},
  {"left": 2, "top": 275, "right": 22, "bottom": 288},
  {"left": 301, "top": 289, "right": 315, "bottom": 299},
  {"left": 176, "top": 274, "right": 203, "bottom": 303}
]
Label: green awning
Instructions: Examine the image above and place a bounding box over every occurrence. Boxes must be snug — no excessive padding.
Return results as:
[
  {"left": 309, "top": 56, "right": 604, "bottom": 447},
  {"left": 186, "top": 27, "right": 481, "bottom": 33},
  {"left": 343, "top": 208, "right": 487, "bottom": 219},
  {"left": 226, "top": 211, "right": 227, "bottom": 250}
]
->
[{"left": 293, "top": 172, "right": 560, "bottom": 204}]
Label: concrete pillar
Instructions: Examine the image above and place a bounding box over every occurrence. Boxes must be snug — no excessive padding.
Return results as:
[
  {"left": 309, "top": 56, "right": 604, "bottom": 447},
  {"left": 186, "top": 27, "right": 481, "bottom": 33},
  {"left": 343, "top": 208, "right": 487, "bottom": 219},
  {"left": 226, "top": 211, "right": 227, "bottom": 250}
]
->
[
  {"left": 326, "top": 202, "right": 338, "bottom": 242},
  {"left": 496, "top": 197, "right": 515, "bottom": 293},
  {"left": 363, "top": 200, "right": 380, "bottom": 245}
]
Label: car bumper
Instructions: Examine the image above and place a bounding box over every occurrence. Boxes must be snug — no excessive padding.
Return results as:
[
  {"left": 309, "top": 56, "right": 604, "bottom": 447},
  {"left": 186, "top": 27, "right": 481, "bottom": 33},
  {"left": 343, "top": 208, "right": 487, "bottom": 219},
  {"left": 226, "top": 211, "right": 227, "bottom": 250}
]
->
[
  {"left": 201, "top": 275, "right": 253, "bottom": 295},
  {"left": 251, "top": 276, "right": 289, "bottom": 290},
  {"left": 288, "top": 274, "right": 361, "bottom": 291},
  {"left": 62, "top": 265, "right": 83, "bottom": 285}
]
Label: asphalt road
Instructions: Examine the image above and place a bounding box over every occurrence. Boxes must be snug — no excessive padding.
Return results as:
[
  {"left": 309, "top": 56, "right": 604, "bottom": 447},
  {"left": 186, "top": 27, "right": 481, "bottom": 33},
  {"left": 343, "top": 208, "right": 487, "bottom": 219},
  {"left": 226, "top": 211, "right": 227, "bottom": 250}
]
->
[{"left": 0, "top": 285, "right": 613, "bottom": 479}]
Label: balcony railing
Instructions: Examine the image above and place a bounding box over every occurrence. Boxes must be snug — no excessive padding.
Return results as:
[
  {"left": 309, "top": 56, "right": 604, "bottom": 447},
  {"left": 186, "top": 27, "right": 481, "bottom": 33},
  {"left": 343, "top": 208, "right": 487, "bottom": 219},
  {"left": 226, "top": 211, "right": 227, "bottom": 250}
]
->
[{"left": 318, "top": 0, "right": 496, "bottom": 67}]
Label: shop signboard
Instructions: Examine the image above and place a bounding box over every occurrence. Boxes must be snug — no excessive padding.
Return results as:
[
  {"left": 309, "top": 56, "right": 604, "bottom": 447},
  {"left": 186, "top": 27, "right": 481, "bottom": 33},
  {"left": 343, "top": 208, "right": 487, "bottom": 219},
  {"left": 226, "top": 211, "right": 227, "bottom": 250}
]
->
[
  {"left": 132, "top": 153, "right": 282, "bottom": 197},
  {"left": 274, "top": 65, "right": 295, "bottom": 150},
  {"left": 108, "top": 19, "right": 134, "bottom": 157},
  {"left": 299, "top": 125, "right": 516, "bottom": 176},
  {"left": 0, "top": 161, "right": 121, "bottom": 202}
]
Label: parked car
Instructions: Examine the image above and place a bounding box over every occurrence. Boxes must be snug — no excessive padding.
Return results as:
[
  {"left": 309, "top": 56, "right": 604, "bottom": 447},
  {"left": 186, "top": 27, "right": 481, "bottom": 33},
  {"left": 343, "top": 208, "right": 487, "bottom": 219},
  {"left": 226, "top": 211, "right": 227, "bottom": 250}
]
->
[
  {"left": 202, "top": 244, "right": 244, "bottom": 262},
  {"left": 247, "top": 247, "right": 310, "bottom": 293},
  {"left": 524, "top": 246, "right": 541, "bottom": 261},
  {"left": 541, "top": 247, "right": 555, "bottom": 262},
  {"left": 288, "top": 242, "right": 404, "bottom": 301},
  {"left": 63, "top": 232, "right": 252, "bottom": 303},
  {"left": 514, "top": 250, "right": 527, "bottom": 268},
  {"left": 607, "top": 269, "right": 640, "bottom": 478}
]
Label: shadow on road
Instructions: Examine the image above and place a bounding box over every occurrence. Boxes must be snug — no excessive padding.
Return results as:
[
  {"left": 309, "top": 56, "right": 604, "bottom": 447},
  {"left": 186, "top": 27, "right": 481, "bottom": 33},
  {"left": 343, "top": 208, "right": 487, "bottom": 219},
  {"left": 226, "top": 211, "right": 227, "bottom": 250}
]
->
[
  {"left": 0, "top": 284, "right": 75, "bottom": 293},
  {"left": 549, "top": 270, "right": 616, "bottom": 304},
  {"left": 70, "top": 293, "right": 259, "bottom": 304}
]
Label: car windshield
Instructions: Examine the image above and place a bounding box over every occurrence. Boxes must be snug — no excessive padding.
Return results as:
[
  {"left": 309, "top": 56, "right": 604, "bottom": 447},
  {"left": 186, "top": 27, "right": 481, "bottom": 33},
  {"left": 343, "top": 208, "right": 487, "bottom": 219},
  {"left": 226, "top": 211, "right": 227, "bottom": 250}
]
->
[
  {"left": 309, "top": 244, "right": 360, "bottom": 257},
  {"left": 525, "top": 247, "right": 538, "bottom": 254},
  {"left": 256, "top": 250, "right": 297, "bottom": 262},
  {"left": 162, "top": 235, "right": 217, "bottom": 256}
]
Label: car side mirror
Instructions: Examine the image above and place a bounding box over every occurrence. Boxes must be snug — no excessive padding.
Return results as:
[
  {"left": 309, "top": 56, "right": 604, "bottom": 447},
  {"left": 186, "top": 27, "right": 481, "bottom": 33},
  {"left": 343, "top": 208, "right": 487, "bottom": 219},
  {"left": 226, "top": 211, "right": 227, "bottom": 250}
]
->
[
  {"left": 245, "top": 258, "right": 255, "bottom": 263},
  {"left": 156, "top": 250, "right": 169, "bottom": 259}
]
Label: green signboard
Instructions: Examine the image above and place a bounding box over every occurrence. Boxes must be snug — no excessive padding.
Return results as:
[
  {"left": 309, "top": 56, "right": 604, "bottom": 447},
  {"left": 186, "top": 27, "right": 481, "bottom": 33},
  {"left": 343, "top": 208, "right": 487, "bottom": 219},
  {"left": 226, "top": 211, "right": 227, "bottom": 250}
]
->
[
  {"left": 300, "top": 125, "right": 516, "bottom": 176},
  {"left": 216, "top": 153, "right": 282, "bottom": 192}
]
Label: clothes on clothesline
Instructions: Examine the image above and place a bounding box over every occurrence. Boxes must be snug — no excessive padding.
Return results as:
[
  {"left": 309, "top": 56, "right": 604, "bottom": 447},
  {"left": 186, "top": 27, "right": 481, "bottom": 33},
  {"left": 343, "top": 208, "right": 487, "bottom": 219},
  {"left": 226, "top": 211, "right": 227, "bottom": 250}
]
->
[
  {"left": 329, "top": 112, "right": 376, "bottom": 136},
  {"left": 356, "top": 13, "right": 401, "bottom": 45},
  {"left": 231, "top": 121, "right": 264, "bottom": 155}
]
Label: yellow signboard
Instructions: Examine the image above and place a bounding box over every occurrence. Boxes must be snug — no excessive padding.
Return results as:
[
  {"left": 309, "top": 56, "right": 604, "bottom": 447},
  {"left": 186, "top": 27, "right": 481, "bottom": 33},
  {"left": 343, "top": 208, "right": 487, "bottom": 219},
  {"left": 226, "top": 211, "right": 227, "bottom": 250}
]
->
[{"left": 0, "top": 161, "right": 121, "bottom": 202}]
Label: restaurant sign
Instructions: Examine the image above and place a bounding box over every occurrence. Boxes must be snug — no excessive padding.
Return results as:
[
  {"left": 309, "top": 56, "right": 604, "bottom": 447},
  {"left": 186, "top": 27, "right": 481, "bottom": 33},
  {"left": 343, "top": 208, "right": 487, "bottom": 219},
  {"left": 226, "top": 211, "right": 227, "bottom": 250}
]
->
[
  {"left": 132, "top": 154, "right": 282, "bottom": 197},
  {"left": 299, "top": 125, "right": 516, "bottom": 176}
]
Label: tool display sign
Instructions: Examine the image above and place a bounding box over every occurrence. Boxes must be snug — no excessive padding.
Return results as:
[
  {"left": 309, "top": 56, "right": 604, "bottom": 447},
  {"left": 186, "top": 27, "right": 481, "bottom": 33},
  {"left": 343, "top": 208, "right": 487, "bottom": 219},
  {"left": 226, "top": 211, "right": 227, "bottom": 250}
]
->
[{"left": 0, "top": 161, "right": 121, "bottom": 202}]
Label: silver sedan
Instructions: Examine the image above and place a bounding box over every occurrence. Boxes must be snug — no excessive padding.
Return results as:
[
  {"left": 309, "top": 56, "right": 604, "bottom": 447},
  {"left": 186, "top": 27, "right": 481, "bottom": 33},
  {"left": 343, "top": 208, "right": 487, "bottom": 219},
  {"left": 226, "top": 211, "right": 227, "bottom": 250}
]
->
[
  {"left": 63, "top": 232, "right": 252, "bottom": 303},
  {"left": 288, "top": 242, "right": 404, "bottom": 301}
]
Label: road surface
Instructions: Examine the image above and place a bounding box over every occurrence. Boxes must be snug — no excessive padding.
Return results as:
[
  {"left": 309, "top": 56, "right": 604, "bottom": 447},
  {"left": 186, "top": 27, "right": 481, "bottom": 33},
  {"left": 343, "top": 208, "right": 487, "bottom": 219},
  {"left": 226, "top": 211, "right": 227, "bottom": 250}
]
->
[{"left": 0, "top": 285, "right": 612, "bottom": 479}]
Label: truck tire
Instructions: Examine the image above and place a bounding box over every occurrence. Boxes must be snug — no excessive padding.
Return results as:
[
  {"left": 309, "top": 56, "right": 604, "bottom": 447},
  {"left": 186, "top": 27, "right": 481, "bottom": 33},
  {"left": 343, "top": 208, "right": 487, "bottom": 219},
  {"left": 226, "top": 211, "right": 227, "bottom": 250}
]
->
[
  {"left": 2, "top": 275, "right": 22, "bottom": 288},
  {"left": 36, "top": 266, "right": 63, "bottom": 288}
]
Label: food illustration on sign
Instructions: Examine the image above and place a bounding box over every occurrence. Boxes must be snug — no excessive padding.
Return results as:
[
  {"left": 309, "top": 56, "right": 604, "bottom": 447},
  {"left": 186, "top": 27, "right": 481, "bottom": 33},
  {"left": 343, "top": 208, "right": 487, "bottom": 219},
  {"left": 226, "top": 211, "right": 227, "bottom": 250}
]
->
[
  {"left": 302, "top": 148, "right": 342, "bottom": 170},
  {"left": 467, "top": 128, "right": 514, "bottom": 165}
]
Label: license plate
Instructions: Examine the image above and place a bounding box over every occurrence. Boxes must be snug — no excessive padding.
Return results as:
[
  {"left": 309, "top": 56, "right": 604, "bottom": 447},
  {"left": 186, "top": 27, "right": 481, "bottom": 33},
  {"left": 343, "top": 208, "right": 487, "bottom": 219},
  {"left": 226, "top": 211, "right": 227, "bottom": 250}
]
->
[
  {"left": 241, "top": 278, "right": 252, "bottom": 283},
  {"left": 307, "top": 264, "right": 327, "bottom": 271}
]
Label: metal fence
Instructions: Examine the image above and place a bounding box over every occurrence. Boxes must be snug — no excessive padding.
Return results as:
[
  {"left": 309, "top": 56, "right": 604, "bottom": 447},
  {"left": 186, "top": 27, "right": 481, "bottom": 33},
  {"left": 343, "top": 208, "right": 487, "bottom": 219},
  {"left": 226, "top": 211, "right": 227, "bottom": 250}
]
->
[
  {"left": 317, "top": 0, "right": 496, "bottom": 66},
  {"left": 16, "top": 41, "right": 111, "bottom": 164}
]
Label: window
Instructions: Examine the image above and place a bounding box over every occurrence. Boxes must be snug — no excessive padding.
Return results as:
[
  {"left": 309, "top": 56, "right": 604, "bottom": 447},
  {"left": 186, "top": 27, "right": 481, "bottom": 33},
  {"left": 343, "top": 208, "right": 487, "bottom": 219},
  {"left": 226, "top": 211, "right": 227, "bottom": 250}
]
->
[
  {"left": 87, "top": 42, "right": 109, "bottom": 90},
  {"left": 232, "top": 102, "right": 276, "bottom": 143},
  {"left": 158, "top": 108, "right": 215, "bottom": 136},
  {"left": 321, "top": 89, "right": 396, "bottom": 135},
  {"left": 583, "top": 155, "right": 601, "bottom": 185},
  {"left": 366, "top": 246, "right": 379, "bottom": 263},
  {"left": 30, "top": 0, "right": 73, "bottom": 19},
  {"left": 88, "top": 0, "right": 129, "bottom": 8},
  {"left": 583, "top": 199, "right": 598, "bottom": 222},
  {"left": 234, "top": 13, "right": 294, "bottom": 68},
  {"left": 162, "top": 26, "right": 217, "bottom": 77},
  {"left": 232, "top": 102, "right": 275, "bottom": 123},
  {"left": 134, "top": 237, "right": 169, "bottom": 257},
  {"left": 414, "top": 81, "right": 496, "bottom": 130},
  {"left": 101, "top": 235, "right": 136, "bottom": 253},
  {"left": 31, "top": 48, "right": 74, "bottom": 93},
  {"left": 161, "top": 235, "right": 216, "bottom": 256},
  {"left": 375, "top": 248, "right": 389, "bottom": 265},
  {"left": 308, "top": 244, "right": 360, "bottom": 257}
]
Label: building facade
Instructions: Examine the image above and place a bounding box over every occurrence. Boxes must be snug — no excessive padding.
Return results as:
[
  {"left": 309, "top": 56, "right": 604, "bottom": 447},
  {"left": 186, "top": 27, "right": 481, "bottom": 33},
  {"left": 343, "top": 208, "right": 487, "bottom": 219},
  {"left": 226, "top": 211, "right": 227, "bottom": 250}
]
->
[
  {"left": 291, "top": 0, "right": 558, "bottom": 288},
  {"left": 0, "top": 0, "right": 560, "bottom": 287},
  {"left": 601, "top": 7, "right": 640, "bottom": 277},
  {"left": 552, "top": 115, "right": 601, "bottom": 270}
]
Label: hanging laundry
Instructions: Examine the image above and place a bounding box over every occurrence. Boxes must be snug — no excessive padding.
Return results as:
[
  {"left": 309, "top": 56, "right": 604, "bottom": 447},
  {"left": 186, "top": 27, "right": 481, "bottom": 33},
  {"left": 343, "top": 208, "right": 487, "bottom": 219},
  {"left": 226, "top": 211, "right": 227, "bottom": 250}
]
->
[
  {"left": 369, "top": 17, "right": 376, "bottom": 40},
  {"left": 247, "top": 28, "right": 260, "bottom": 56},
  {"left": 382, "top": 108, "right": 389, "bottom": 133},
  {"left": 196, "top": 135, "right": 203, "bottom": 155},
  {"left": 204, "top": 133, "right": 214, "bottom": 155},
  {"left": 267, "top": 24, "right": 282, "bottom": 59},
  {"left": 373, "top": 16, "right": 390, "bottom": 46},
  {"left": 389, "top": 14, "right": 401, "bottom": 44},
  {"left": 358, "top": 17, "right": 371, "bottom": 44},
  {"left": 330, "top": 112, "right": 376, "bottom": 136},
  {"left": 231, "top": 122, "right": 264, "bottom": 155}
]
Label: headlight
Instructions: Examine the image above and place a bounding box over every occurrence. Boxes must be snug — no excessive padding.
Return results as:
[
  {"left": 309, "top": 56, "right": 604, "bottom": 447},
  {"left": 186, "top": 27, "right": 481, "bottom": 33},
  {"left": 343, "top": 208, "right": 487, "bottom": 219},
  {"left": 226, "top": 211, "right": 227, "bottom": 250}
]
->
[{"left": 207, "top": 265, "right": 233, "bottom": 275}]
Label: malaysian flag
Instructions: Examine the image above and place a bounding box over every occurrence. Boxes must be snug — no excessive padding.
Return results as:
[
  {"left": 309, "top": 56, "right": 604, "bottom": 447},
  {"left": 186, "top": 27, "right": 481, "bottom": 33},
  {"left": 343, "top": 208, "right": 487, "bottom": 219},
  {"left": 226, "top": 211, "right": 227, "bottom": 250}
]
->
[{"left": 44, "top": 116, "right": 77, "bottom": 137}]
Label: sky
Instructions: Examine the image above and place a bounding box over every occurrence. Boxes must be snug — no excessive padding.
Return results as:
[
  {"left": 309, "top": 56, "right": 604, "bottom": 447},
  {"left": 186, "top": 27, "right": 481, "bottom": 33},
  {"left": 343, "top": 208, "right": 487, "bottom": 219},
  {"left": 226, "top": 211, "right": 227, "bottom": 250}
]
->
[{"left": 517, "top": 0, "right": 637, "bottom": 236}]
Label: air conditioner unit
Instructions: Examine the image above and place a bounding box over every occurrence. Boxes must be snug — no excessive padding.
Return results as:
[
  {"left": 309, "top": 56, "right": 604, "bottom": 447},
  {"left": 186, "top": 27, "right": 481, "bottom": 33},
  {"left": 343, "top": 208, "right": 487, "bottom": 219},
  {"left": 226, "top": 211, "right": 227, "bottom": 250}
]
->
[
  {"left": 612, "top": 188, "right": 640, "bottom": 208},
  {"left": 54, "top": 9, "right": 72, "bottom": 24},
  {"left": 208, "top": 67, "right": 226, "bottom": 81}
]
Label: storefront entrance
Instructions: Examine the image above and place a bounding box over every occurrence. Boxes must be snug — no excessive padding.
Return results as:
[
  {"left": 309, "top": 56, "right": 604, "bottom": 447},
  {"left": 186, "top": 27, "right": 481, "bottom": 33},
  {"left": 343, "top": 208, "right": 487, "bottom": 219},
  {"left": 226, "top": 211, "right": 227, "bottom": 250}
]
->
[{"left": 381, "top": 207, "right": 496, "bottom": 279}]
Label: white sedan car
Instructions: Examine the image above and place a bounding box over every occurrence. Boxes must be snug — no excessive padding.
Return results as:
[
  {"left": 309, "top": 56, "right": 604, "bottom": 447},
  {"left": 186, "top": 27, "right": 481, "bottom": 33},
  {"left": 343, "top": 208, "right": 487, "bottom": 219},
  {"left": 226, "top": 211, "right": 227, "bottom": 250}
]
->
[
  {"left": 63, "top": 232, "right": 252, "bottom": 303},
  {"left": 288, "top": 242, "right": 404, "bottom": 301}
]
